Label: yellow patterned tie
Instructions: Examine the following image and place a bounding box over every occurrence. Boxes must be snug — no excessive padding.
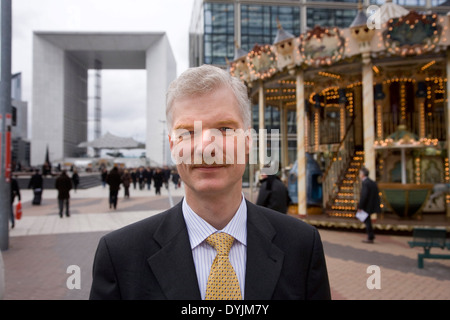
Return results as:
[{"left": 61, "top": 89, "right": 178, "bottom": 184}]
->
[{"left": 205, "top": 232, "right": 242, "bottom": 300}]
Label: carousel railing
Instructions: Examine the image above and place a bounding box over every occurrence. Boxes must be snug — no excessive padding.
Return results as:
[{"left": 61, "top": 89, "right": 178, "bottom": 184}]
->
[
  {"left": 322, "top": 119, "right": 355, "bottom": 209},
  {"left": 381, "top": 110, "right": 446, "bottom": 141}
]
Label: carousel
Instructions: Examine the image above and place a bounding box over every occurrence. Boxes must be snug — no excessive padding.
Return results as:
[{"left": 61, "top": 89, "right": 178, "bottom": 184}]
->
[{"left": 228, "top": 1, "right": 450, "bottom": 229}]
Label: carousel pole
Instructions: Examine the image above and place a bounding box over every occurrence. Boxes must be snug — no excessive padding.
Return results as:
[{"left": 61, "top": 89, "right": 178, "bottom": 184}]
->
[
  {"left": 361, "top": 52, "right": 376, "bottom": 181},
  {"left": 296, "top": 70, "right": 307, "bottom": 217},
  {"left": 446, "top": 49, "right": 450, "bottom": 218},
  {"left": 258, "top": 80, "right": 266, "bottom": 171}
]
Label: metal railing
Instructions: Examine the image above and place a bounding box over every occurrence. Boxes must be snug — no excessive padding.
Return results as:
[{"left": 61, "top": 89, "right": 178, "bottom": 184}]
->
[{"left": 322, "top": 119, "right": 355, "bottom": 209}]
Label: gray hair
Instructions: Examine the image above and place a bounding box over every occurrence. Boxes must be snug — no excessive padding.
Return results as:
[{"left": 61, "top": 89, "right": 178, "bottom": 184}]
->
[{"left": 166, "top": 64, "right": 251, "bottom": 131}]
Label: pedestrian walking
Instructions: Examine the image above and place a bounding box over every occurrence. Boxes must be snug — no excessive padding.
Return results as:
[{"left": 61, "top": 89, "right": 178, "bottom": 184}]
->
[
  {"left": 163, "top": 166, "right": 171, "bottom": 189},
  {"left": 55, "top": 170, "right": 72, "bottom": 218},
  {"left": 106, "top": 167, "right": 122, "bottom": 209},
  {"left": 256, "top": 173, "right": 291, "bottom": 214},
  {"left": 131, "top": 168, "right": 137, "bottom": 190},
  {"left": 72, "top": 169, "right": 80, "bottom": 193},
  {"left": 101, "top": 168, "right": 108, "bottom": 188},
  {"left": 138, "top": 167, "right": 145, "bottom": 190},
  {"left": 153, "top": 168, "right": 164, "bottom": 195},
  {"left": 357, "top": 167, "right": 381, "bottom": 243},
  {"left": 28, "top": 169, "right": 43, "bottom": 205},
  {"left": 10, "top": 176, "right": 21, "bottom": 228},
  {"left": 145, "top": 167, "right": 153, "bottom": 190},
  {"left": 171, "top": 170, "right": 180, "bottom": 189},
  {"left": 121, "top": 169, "right": 132, "bottom": 199}
]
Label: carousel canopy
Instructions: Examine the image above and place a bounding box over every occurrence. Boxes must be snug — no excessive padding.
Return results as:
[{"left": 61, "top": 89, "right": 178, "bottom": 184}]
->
[
  {"left": 233, "top": 47, "right": 248, "bottom": 61},
  {"left": 349, "top": 7, "right": 368, "bottom": 28},
  {"left": 379, "top": 0, "right": 410, "bottom": 24},
  {"left": 387, "top": 124, "right": 419, "bottom": 143},
  {"left": 273, "top": 23, "right": 295, "bottom": 44},
  {"left": 78, "top": 132, "right": 145, "bottom": 149}
]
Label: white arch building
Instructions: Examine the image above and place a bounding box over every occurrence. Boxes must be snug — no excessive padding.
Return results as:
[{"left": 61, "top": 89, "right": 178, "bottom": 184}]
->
[{"left": 31, "top": 32, "right": 176, "bottom": 166}]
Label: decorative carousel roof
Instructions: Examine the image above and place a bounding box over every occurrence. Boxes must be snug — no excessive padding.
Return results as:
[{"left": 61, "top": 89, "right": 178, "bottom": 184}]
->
[
  {"left": 233, "top": 46, "right": 248, "bottom": 62},
  {"left": 379, "top": 0, "right": 410, "bottom": 24},
  {"left": 273, "top": 22, "right": 295, "bottom": 45},
  {"left": 349, "top": 5, "right": 368, "bottom": 28}
]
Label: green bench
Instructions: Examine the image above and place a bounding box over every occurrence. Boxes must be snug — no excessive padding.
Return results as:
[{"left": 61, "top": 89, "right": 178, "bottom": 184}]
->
[{"left": 408, "top": 227, "right": 450, "bottom": 268}]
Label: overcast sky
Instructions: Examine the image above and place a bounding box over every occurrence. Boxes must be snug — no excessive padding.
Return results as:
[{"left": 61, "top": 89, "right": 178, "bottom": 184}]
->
[{"left": 12, "top": 0, "right": 196, "bottom": 150}]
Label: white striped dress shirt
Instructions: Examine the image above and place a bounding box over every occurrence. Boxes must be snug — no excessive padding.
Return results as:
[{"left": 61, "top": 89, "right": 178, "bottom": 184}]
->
[{"left": 182, "top": 195, "right": 247, "bottom": 300}]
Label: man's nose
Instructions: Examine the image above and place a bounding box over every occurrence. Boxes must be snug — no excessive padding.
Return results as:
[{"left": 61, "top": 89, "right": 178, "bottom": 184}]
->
[{"left": 193, "top": 129, "right": 216, "bottom": 152}]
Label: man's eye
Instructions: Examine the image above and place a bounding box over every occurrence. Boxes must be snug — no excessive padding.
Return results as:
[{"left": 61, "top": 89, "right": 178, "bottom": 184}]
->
[
  {"left": 178, "top": 131, "right": 194, "bottom": 140},
  {"left": 218, "top": 127, "right": 232, "bottom": 133}
]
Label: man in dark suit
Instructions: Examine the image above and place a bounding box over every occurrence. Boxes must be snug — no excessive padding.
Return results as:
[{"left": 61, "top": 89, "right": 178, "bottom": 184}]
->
[
  {"left": 90, "top": 65, "right": 331, "bottom": 300},
  {"left": 256, "top": 173, "right": 291, "bottom": 214},
  {"left": 357, "top": 167, "right": 381, "bottom": 243}
]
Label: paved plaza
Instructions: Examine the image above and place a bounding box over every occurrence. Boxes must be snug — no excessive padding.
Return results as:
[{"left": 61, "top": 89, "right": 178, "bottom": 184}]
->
[{"left": 1, "top": 183, "right": 449, "bottom": 300}]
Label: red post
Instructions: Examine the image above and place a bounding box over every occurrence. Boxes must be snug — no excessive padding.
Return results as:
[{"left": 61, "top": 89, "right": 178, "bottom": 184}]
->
[{"left": 4, "top": 113, "right": 11, "bottom": 182}]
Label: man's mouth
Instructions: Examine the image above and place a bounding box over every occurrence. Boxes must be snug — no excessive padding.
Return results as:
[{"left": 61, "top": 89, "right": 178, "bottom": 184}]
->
[{"left": 191, "top": 164, "right": 229, "bottom": 169}]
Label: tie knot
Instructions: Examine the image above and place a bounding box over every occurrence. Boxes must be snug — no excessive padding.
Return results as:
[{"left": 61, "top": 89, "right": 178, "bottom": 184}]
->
[{"left": 206, "top": 233, "right": 234, "bottom": 256}]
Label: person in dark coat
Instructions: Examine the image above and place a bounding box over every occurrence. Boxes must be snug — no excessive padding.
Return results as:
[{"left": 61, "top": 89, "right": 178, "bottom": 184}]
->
[
  {"left": 55, "top": 170, "right": 72, "bottom": 218},
  {"left": 256, "top": 173, "right": 291, "bottom": 214},
  {"left": 163, "top": 166, "right": 171, "bottom": 189},
  {"left": 28, "top": 169, "right": 43, "bottom": 205},
  {"left": 171, "top": 170, "right": 180, "bottom": 189},
  {"left": 72, "top": 169, "right": 80, "bottom": 193},
  {"left": 121, "top": 169, "right": 132, "bottom": 199},
  {"left": 131, "top": 168, "right": 137, "bottom": 190},
  {"left": 101, "top": 168, "right": 108, "bottom": 188},
  {"left": 10, "top": 176, "right": 21, "bottom": 228},
  {"left": 145, "top": 167, "right": 153, "bottom": 190},
  {"left": 357, "top": 167, "right": 381, "bottom": 243},
  {"left": 138, "top": 167, "right": 146, "bottom": 190},
  {"left": 153, "top": 168, "right": 164, "bottom": 195},
  {"left": 107, "top": 167, "right": 122, "bottom": 209}
]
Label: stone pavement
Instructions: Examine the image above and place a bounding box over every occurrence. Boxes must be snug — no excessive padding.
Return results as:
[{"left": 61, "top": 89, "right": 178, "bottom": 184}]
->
[{"left": 1, "top": 183, "right": 449, "bottom": 300}]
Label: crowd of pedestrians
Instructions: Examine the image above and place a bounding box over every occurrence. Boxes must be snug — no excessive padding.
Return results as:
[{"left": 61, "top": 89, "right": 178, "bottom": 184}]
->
[
  {"left": 7, "top": 164, "right": 182, "bottom": 229},
  {"left": 102, "top": 165, "right": 181, "bottom": 210}
]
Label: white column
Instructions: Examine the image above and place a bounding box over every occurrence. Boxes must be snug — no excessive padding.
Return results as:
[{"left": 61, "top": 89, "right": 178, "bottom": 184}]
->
[
  {"left": 296, "top": 71, "right": 307, "bottom": 216},
  {"left": 146, "top": 34, "right": 177, "bottom": 166},
  {"left": 280, "top": 102, "right": 288, "bottom": 169},
  {"left": 258, "top": 82, "right": 266, "bottom": 170},
  {"left": 362, "top": 53, "right": 376, "bottom": 181}
]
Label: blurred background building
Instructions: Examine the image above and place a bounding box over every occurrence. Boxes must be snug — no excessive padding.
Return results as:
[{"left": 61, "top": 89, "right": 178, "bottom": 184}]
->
[{"left": 11, "top": 72, "right": 30, "bottom": 169}]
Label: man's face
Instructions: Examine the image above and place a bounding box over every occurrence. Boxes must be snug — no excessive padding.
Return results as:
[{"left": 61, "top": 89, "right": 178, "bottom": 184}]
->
[
  {"left": 359, "top": 170, "right": 365, "bottom": 180},
  {"left": 168, "top": 86, "right": 250, "bottom": 196}
]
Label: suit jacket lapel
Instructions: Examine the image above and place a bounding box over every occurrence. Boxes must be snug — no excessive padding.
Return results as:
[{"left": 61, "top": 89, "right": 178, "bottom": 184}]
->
[
  {"left": 147, "top": 202, "right": 201, "bottom": 300},
  {"left": 244, "top": 201, "right": 284, "bottom": 300}
]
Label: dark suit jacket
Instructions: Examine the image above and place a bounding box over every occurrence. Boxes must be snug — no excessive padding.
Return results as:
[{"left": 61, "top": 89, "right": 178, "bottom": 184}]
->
[
  {"left": 256, "top": 176, "right": 291, "bottom": 214},
  {"left": 89, "top": 200, "right": 331, "bottom": 300},
  {"left": 358, "top": 178, "right": 381, "bottom": 214}
]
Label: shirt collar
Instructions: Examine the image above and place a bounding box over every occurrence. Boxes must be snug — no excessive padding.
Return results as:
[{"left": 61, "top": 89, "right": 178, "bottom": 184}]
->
[{"left": 182, "top": 194, "right": 247, "bottom": 250}]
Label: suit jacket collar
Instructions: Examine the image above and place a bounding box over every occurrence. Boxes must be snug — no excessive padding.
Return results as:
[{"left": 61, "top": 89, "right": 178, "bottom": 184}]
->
[
  {"left": 147, "top": 201, "right": 202, "bottom": 300},
  {"left": 244, "top": 200, "right": 284, "bottom": 300},
  {"left": 147, "top": 199, "right": 284, "bottom": 300}
]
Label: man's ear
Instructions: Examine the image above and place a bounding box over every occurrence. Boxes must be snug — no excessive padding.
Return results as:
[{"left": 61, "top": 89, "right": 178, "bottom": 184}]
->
[
  {"left": 245, "top": 127, "right": 253, "bottom": 155},
  {"left": 168, "top": 133, "right": 173, "bottom": 151}
]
